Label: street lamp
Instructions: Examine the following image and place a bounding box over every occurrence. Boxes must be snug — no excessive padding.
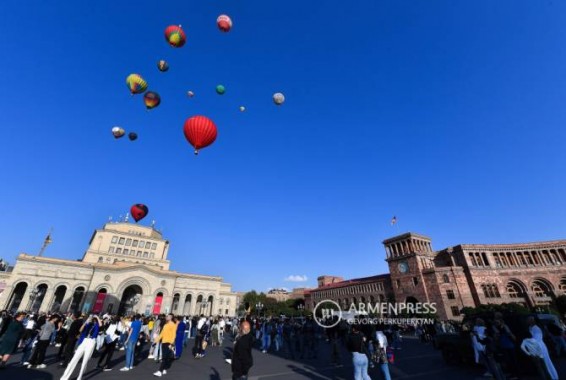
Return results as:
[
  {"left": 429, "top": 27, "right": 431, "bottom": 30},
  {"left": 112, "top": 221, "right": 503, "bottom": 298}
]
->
[
  {"left": 297, "top": 303, "right": 305, "bottom": 318},
  {"left": 256, "top": 302, "right": 264, "bottom": 317},
  {"left": 201, "top": 301, "right": 209, "bottom": 316},
  {"left": 29, "top": 289, "right": 43, "bottom": 312}
]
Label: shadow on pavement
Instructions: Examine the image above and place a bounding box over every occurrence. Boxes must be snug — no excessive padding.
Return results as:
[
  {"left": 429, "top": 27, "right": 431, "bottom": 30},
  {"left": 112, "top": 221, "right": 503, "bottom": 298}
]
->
[{"left": 1, "top": 367, "right": 54, "bottom": 380}]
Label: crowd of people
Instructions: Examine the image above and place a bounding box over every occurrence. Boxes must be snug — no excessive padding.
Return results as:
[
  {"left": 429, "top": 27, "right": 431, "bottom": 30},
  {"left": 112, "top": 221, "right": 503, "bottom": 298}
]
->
[{"left": 468, "top": 313, "right": 564, "bottom": 380}]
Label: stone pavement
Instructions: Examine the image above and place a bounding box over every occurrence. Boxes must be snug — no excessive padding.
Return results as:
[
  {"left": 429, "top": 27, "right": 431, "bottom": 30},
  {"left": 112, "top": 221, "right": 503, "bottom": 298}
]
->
[{"left": 1, "top": 335, "right": 564, "bottom": 380}]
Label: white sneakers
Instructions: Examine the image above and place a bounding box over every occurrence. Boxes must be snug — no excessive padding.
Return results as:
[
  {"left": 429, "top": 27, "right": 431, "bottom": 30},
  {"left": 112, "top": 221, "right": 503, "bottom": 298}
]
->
[
  {"left": 120, "top": 367, "right": 130, "bottom": 371},
  {"left": 225, "top": 359, "right": 232, "bottom": 364},
  {"left": 148, "top": 355, "right": 155, "bottom": 359},
  {"left": 37, "top": 364, "right": 47, "bottom": 369},
  {"left": 163, "top": 370, "right": 167, "bottom": 375},
  {"left": 153, "top": 371, "right": 163, "bottom": 377}
]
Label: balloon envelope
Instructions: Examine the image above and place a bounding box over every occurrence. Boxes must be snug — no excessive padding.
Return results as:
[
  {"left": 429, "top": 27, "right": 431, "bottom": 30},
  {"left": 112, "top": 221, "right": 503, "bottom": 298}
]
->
[
  {"left": 126, "top": 74, "right": 148, "bottom": 95},
  {"left": 217, "top": 15, "right": 232, "bottom": 32},
  {"left": 130, "top": 204, "right": 148, "bottom": 222},
  {"left": 128, "top": 132, "right": 138, "bottom": 141},
  {"left": 187, "top": 90, "right": 195, "bottom": 97},
  {"left": 112, "top": 127, "right": 125, "bottom": 139},
  {"left": 216, "top": 85, "right": 225, "bottom": 95},
  {"left": 164, "top": 25, "right": 186, "bottom": 47},
  {"left": 273, "top": 92, "right": 285, "bottom": 105},
  {"left": 144, "top": 91, "right": 161, "bottom": 110},
  {"left": 239, "top": 106, "right": 246, "bottom": 112},
  {"left": 157, "top": 60, "right": 169, "bottom": 72},
  {"left": 183, "top": 116, "right": 218, "bottom": 155}
]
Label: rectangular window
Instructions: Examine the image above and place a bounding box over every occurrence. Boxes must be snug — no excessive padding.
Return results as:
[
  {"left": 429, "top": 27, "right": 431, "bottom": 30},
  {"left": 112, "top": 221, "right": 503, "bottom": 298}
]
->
[
  {"left": 116, "top": 248, "right": 122, "bottom": 254},
  {"left": 150, "top": 253, "right": 155, "bottom": 259},
  {"left": 225, "top": 309, "right": 229, "bottom": 315},
  {"left": 137, "top": 251, "right": 142, "bottom": 257},
  {"left": 109, "top": 246, "right": 115, "bottom": 253},
  {"left": 111, "top": 236, "right": 118, "bottom": 243},
  {"left": 132, "top": 240, "right": 138, "bottom": 247},
  {"left": 446, "top": 290, "right": 455, "bottom": 300},
  {"left": 451, "top": 306, "right": 460, "bottom": 316},
  {"left": 413, "top": 277, "right": 418, "bottom": 286},
  {"left": 396, "top": 279, "right": 401, "bottom": 289},
  {"left": 123, "top": 249, "right": 129, "bottom": 255},
  {"left": 118, "top": 237, "right": 125, "bottom": 245},
  {"left": 145, "top": 242, "right": 151, "bottom": 249},
  {"left": 143, "top": 252, "right": 149, "bottom": 258},
  {"left": 138, "top": 241, "right": 145, "bottom": 248},
  {"left": 151, "top": 243, "right": 157, "bottom": 250},
  {"left": 126, "top": 239, "right": 132, "bottom": 246}
]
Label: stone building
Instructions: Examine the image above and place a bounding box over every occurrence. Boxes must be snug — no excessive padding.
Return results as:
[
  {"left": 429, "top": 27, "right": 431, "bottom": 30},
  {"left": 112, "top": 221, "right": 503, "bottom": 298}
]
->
[
  {"left": 0, "top": 222, "right": 238, "bottom": 316},
  {"left": 266, "top": 288, "right": 290, "bottom": 302},
  {"left": 307, "top": 232, "right": 566, "bottom": 320}
]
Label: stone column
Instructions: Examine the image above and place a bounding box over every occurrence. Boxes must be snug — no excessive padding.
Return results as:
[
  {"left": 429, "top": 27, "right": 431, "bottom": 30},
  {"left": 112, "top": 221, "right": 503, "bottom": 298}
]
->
[{"left": 39, "top": 288, "right": 55, "bottom": 313}]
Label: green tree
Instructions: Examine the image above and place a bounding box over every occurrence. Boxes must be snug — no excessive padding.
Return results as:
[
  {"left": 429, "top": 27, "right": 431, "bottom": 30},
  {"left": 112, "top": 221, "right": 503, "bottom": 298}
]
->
[{"left": 553, "top": 295, "right": 566, "bottom": 316}]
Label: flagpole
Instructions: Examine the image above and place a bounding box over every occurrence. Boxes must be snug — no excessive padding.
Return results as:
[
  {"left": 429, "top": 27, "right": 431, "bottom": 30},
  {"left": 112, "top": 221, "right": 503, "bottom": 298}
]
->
[{"left": 38, "top": 228, "right": 53, "bottom": 257}]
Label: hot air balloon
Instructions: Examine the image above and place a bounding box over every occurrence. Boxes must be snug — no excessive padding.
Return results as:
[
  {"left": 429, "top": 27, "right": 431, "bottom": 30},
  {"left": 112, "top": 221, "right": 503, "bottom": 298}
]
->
[
  {"left": 128, "top": 132, "right": 138, "bottom": 141},
  {"left": 239, "top": 106, "right": 246, "bottom": 112},
  {"left": 157, "top": 60, "right": 169, "bottom": 72},
  {"left": 144, "top": 91, "right": 161, "bottom": 110},
  {"left": 216, "top": 85, "right": 225, "bottom": 95},
  {"left": 112, "top": 127, "right": 125, "bottom": 139},
  {"left": 183, "top": 116, "right": 218, "bottom": 155},
  {"left": 164, "top": 25, "right": 186, "bottom": 48},
  {"left": 217, "top": 15, "right": 232, "bottom": 32},
  {"left": 273, "top": 92, "right": 285, "bottom": 105},
  {"left": 126, "top": 74, "right": 148, "bottom": 95},
  {"left": 130, "top": 204, "right": 148, "bottom": 222},
  {"left": 187, "top": 90, "right": 195, "bottom": 98}
]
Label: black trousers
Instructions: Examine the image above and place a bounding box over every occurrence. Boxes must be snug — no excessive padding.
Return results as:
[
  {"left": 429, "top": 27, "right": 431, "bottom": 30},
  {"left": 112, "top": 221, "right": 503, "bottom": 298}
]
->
[
  {"left": 62, "top": 338, "right": 77, "bottom": 366},
  {"left": 195, "top": 334, "right": 204, "bottom": 355},
  {"left": 30, "top": 340, "right": 50, "bottom": 365},
  {"left": 159, "top": 343, "right": 173, "bottom": 372},
  {"left": 97, "top": 341, "right": 117, "bottom": 368}
]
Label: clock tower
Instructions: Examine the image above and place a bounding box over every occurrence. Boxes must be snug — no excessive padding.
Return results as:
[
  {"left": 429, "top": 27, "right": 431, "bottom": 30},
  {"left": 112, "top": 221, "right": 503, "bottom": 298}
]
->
[{"left": 383, "top": 232, "right": 435, "bottom": 305}]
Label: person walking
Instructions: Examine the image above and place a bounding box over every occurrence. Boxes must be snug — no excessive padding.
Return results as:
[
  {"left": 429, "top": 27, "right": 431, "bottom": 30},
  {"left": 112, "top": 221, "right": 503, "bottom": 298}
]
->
[
  {"left": 60, "top": 315, "right": 101, "bottom": 380},
  {"left": 232, "top": 320, "right": 254, "bottom": 380},
  {"left": 527, "top": 316, "right": 559, "bottom": 380},
  {"left": 120, "top": 314, "right": 142, "bottom": 372},
  {"left": 28, "top": 314, "right": 60, "bottom": 369},
  {"left": 96, "top": 316, "right": 119, "bottom": 371},
  {"left": 347, "top": 324, "right": 371, "bottom": 380},
  {"left": 375, "top": 328, "right": 392, "bottom": 380},
  {"left": 153, "top": 313, "right": 177, "bottom": 377},
  {"left": 175, "top": 317, "right": 186, "bottom": 358},
  {"left": 59, "top": 312, "right": 83, "bottom": 368},
  {"left": 0, "top": 312, "right": 25, "bottom": 369}
]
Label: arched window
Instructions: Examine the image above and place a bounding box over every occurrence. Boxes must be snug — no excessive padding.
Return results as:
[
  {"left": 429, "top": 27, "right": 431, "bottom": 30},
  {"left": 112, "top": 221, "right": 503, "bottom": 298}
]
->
[
  {"left": 559, "top": 277, "right": 566, "bottom": 294},
  {"left": 442, "top": 274, "right": 450, "bottom": 284}
]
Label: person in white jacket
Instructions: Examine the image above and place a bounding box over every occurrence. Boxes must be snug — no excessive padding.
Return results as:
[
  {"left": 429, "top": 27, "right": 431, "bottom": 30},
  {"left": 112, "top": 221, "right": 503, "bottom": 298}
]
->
[
  {"left": 375, "top": 329, "right": 392, "bottom": 380},
  {"left": 526, "top": 317, "right": 558, "bottom": 380}
]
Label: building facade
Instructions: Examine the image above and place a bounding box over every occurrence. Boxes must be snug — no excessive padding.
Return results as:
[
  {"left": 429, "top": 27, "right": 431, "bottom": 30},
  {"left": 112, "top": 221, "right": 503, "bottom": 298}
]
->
[
  {"left": 307, "top": 232, "right": 566, "bottom": 320},
  {"left": 0, "top": 222, "right": 238, "bottom": 317},
  {"left": 267, "top": 288, "right": 290, "bottom": 302}
]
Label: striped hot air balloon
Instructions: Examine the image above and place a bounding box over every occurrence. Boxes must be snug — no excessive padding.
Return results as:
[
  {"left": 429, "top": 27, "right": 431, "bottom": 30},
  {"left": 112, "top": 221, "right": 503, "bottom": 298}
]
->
[
  {"left": 183, "top": 116, "right": 218, "bottom": 155},
  {"left": 144, "top": 91, "right": 161, "bottom": 110},
  {"left": 164, "top": 25, "right": 186, "bottom": 48},
  {"left": 126, "top": 74, "right": 148, "bottom": 95}
]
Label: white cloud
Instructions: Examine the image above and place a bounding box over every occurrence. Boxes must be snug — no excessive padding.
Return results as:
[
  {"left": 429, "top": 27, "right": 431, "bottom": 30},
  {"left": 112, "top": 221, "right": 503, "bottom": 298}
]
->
[{"left": 284, "top": 275, "right": 308, "bottom": 282}]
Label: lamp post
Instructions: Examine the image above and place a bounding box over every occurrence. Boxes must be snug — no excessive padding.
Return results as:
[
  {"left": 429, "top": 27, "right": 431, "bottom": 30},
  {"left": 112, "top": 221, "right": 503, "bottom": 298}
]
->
[
  {"left": 297, "top": 303, "right": 305, "bottom": 318},
  {"left": 29, "top": 288, "right": 43, "bottom": 312},
  {"left": 256, "top": 302, "right": 264, "bottom": 317},
  {"left": 201, "top": 301, "right": 209, "bottom": 316}
]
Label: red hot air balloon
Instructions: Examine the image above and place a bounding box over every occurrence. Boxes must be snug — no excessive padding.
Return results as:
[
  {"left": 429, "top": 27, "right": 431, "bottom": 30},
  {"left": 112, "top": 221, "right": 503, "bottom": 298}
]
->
[
  {"left": 164, "top": 25, "right": 186, "bottom": 47},
  {"left": 217, "top": 15, "right": 232, "bottom": 32},
  {"left": 130, "top": 204, "right": 149, "bottom": 223},
  {"left": 183, "top": 116, "right": 218, "bottom": 155}
]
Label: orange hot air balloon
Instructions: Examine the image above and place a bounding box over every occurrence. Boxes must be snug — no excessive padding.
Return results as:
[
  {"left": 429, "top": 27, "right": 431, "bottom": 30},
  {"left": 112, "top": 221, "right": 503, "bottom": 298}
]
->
[
  {"left": 144, "top": 91, "right": 161, "bottom": 110},
  {"left": 183, "top": 116, "right": 218, "bottom": 155},
  {"left": 164, "top": 25, "right": 186, "bottom": 47}
]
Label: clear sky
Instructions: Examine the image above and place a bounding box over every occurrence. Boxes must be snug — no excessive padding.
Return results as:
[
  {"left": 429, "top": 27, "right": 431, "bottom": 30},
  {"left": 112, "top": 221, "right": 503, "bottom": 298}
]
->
[{"left": 1, "top": 1, "right": 566, "bottom": 293}]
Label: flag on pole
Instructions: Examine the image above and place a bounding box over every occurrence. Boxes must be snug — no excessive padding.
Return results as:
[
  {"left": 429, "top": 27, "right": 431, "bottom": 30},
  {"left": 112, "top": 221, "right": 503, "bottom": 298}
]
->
[
  {"left": 44, "top": 233, "right": 52, "bottom": 246},
  {"left": 390, "top": 216, "right": 397, "bottom": 226}
]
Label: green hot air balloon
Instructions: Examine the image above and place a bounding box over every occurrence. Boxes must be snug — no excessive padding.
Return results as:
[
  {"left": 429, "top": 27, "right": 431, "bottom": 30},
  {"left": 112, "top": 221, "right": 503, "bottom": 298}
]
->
[{"left": 216, "top": 85, "right": 226, "bottom": 95}]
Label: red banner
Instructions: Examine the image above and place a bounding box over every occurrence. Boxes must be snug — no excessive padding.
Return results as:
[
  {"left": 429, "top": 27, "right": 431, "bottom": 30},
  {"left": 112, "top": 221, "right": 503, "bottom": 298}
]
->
[
  {"left": 92, "top": 292, "right": 107, "bottom": 314},
  {"left": 153, "top": 295, "right": 163, "bottom": 315}
]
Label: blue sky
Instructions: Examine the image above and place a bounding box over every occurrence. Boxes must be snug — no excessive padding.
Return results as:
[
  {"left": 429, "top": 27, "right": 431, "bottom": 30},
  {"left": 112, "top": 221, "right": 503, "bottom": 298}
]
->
[{"left": 1, "top": 1, "right": 566, "bottom": 293}]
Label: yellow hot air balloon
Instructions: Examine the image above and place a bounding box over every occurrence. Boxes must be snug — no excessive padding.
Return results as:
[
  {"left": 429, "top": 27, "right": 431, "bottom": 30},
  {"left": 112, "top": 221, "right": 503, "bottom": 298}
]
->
[{"left": 126, "top": 74, "right": 148, "bottom": 95}]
